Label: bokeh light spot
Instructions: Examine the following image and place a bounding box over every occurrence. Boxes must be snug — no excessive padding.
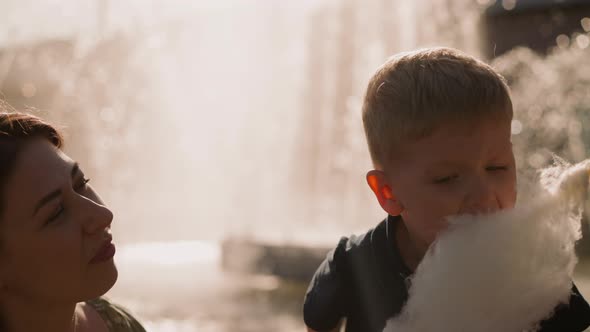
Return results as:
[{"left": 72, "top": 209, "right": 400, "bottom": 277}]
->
[
  {"left": 511, "top": 119, "right": 523, "bottom": 135},
  {"left": 20, "top": 83, "right": 36, "bottom": 98},
  {"left": 568, "top": 120, "right": 582, "bottom": 135},
  {"left": 477, "top": 0, "right": 494, "bottom": 6},
  {"left": 528, "top": 153, "right": 546, "bottom": 169},
  {"left": 556, "top": 34, "right": 570, "bottom": 49},
  {"left": 576, "top": 34, "right": 590, "bottom": 49},
  {"left": 502, "top": 0, "right": 517, "bottom": 11}
]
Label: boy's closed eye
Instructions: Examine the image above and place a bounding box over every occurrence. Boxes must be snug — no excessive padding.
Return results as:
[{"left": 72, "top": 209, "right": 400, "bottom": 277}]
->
[
  {"left": 433, "top": 174, "right": 459, "bottom": 184},
  {"left": 433, "top": 165, "right": 509, "bottom": 184}
]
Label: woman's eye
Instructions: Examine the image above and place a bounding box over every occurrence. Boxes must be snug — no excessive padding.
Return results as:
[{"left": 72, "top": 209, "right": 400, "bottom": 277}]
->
[
  {"left": 47, "top": 205, "right": 64, "bottom": 224},
  {"left": 434, "top": 174, "right": 458, "bottom": 184}
]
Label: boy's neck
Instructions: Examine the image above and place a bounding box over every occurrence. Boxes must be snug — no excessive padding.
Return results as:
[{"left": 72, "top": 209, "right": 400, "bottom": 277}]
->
[{"left": 395, "top": 219, "right": 424, "bottom": 272}]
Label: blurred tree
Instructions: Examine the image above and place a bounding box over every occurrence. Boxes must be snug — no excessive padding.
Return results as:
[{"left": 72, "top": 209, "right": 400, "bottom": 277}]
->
[{"left": 481, "top": 0, "right": 590, "bottom": 58}]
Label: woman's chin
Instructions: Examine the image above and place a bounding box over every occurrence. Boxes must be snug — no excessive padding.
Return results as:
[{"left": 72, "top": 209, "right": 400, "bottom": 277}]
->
[{"left": 83, "top": 260, "right": 119, "bottom": 299}]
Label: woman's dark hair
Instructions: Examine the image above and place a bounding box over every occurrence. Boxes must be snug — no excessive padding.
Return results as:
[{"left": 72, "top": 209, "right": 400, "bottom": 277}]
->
[
  {"left": 0, "top": 104, "right": 63, "bottom": 217},
  {"left": 0, "top": 102, "right": 64, "bottom": 331}
]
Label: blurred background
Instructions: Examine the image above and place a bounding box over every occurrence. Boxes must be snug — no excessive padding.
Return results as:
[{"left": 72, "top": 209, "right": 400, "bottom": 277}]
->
[{"left": 1, "top": 0, "right": 590, "bottom": 330}]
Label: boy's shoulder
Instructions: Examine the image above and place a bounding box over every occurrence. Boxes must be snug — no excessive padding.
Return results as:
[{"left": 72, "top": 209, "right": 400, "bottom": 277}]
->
[
  {"left": 304, "top": 216, "right": 411, "bottom": 332},
  {"left": 336, "top": 216, "right": 388, "bottom": 255},
  {"left": 314, "top": 216, "right": 395, "bottom": 283},
  {"left": 538, "top": 283, "right": 590, "bottom": 331},
  {"left": 337, "top": 216, "right": 410, "bottom": 275},
  {"left": 306, "top": 216, "right": 390, "bottom": 291}
]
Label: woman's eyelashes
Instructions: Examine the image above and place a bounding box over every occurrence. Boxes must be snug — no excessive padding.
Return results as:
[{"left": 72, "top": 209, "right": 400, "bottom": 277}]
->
[
  {"left": 76, "top": 177, "right": 90, "bottom": 191},
  {"left": 47, "top": 204, "right": 64, "bottom": 224},
  {"left": 45, "top": 178, "right": 91, "bottom": 224}
]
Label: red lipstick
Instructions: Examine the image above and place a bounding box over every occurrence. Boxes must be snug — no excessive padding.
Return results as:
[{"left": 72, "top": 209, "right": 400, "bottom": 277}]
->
[{"left": 90, "top": 237, "right": 116, "bottom": 264}]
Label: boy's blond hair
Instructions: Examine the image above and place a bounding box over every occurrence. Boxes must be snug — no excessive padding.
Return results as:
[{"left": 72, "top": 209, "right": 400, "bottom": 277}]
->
[{"left": 362, "top": 47, "right": 513, "bottom": 170}]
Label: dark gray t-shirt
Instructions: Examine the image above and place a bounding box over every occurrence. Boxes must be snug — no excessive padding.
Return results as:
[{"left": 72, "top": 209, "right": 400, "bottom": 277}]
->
[
  {"left": 304, "top": 215, "right": 411, "bottom": 332},
  {"left": 303, "top": 215, "right": 590, "bottom": 332}
]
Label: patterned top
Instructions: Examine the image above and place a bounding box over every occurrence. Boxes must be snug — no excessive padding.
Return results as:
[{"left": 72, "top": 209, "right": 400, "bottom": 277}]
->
[{"left": 86, "top": 298, "right": 147, "bottom": 332}]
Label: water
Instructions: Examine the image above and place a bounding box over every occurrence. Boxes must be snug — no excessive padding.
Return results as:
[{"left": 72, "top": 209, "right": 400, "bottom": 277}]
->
[
  {"left": 106, "top": 241, "right": 590, "bottom": 332},
  {"left": 108, "top": 241, "right": 305, "bottom": 332}
]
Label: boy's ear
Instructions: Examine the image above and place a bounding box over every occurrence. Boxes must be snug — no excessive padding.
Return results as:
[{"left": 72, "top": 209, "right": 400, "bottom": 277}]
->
[{"left": 366, "top": 170, "right": 404, "bottom": 216}]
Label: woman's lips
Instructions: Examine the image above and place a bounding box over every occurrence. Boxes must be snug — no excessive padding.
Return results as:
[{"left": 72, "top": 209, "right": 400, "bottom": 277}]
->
[{"left": 90, "top": 237, "right": 116, "bottom": 264}]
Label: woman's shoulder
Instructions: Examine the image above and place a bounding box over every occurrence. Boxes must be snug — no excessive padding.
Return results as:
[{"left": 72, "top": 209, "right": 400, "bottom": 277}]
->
[{"left": 86, "top": 297, "right": 147, "bottom": 332}]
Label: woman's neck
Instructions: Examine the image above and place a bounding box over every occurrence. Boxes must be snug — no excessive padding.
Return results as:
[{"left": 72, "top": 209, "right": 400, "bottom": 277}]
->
[{"left": 1, "top": 295, "right": 78, "bottom": 332}]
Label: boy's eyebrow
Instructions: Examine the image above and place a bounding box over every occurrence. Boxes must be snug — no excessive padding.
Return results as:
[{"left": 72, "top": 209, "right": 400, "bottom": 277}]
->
[
  {"left": 33, "top": 162, "right": 81, "bottom": 216},
  {"left": 422, "top": 163, "right": 461, "bottom": 178},
  {"left": 424, "top": 160, "right": 462, "bottom": 170}
]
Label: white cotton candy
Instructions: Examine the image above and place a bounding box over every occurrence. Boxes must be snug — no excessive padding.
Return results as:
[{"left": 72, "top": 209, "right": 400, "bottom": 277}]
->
[{"left": 384, "top": 159, "right": 590, "bottom": 332}]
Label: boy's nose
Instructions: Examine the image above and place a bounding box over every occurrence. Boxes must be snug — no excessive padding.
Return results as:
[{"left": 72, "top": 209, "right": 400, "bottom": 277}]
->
[{"left": 461, "top": 178, "right": 500, "bottom": 215}]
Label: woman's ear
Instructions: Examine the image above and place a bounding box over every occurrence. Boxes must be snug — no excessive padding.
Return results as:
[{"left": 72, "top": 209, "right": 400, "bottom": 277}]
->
[{"left": 366, "top": 170, "right": 404, "bottom": 216}]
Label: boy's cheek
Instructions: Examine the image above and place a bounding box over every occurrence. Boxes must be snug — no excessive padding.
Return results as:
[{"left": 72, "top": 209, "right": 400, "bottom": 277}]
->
[
  {"left": 500, "top": 182, "right": 518, "bottom": 209},
  {"left": 415, "top": 215, "right": 451, "bottom": 246},
  {"left": 432, "top": 218, "right": 451, "bottom": 240},
  {"left": 422, "top": 224, "right": 450, "bottom": 250}
]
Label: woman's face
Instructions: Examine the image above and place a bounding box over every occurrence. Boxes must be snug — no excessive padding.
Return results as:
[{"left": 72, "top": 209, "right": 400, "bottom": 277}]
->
[{"left": 0, "top": 139, "right": 117, "bottom": 303}]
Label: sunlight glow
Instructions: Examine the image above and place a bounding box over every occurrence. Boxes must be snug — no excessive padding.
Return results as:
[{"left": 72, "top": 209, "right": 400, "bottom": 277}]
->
[{"left": 117, "top": 241, "right": 220, "bottom": 266}]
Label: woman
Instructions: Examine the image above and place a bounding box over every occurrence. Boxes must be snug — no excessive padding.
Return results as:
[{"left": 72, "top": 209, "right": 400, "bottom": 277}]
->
[{"left": 0, "top": 109, "right": 145, "bottom": 332}]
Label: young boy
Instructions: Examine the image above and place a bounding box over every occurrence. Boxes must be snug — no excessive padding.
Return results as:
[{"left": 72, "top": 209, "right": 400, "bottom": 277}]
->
[{"left": 303, "top": 47, "right": 590, "bottom": 332}]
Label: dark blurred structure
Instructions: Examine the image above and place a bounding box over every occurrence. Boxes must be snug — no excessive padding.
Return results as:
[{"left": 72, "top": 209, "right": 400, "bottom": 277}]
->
[
  {"left": 481, "top": 0, "right": 590, "bottom": 58},
  {"left": 221, "top": 238, "right": 330, "bottom": 282}
]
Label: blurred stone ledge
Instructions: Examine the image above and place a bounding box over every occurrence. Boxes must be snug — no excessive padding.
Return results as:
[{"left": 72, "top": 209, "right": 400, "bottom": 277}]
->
[{"left": 221, "top": 237, "right": 331, "bottom": 282}]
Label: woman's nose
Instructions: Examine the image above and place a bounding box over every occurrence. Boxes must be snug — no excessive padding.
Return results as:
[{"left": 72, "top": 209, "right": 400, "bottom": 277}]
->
[{"left": 78, "top": 195, "right": 114, "bottom": 234}]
